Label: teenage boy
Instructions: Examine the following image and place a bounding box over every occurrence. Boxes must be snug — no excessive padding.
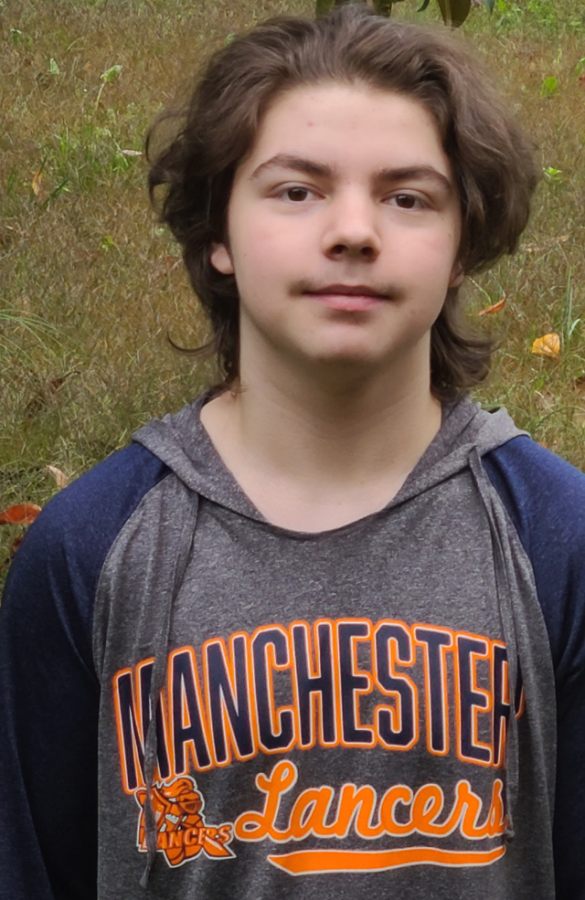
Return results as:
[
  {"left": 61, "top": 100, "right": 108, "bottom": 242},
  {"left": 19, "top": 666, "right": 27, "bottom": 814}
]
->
[{"left": 1, "top": 5, "right": 585, "bottom": 899}]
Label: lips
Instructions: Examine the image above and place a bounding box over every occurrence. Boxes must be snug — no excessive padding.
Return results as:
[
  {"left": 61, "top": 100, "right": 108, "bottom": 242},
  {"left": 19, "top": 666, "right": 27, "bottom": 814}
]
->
[
  {"left": 310, "top": 284, "right": 386, "bottom": 297},
  {"left": 307, "top": 284, "right": 388, "bottom": 312}
]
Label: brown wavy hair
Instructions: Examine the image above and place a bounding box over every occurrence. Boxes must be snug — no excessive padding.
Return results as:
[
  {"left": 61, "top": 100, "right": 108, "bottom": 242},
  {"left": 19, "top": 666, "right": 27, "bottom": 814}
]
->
[{"left": 147, "top": 2, "right": 537, "bottom": 401}]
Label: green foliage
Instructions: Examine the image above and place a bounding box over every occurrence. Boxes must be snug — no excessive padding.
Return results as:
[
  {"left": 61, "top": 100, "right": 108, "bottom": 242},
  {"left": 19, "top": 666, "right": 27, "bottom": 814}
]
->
[
  {"left": 491, "top": 0, "right": 585, "bottom": 35},
  {"left": 318, "top": 0, "right": 585, "bottom": 33},
  {"left": 435, "top": 0, "right": 471, "bottom": 26},
  {"left": 317, "top": 0, "right": 492, "bottom": 26},
  {"left": 540, "top": 75, "right": 558, "bottom": 97},
  {"left": 101, "top": 65, "right": 123, "bottom": 84},
  {"left": 542, "top": 166, "right": 563, "bottom": 183}
]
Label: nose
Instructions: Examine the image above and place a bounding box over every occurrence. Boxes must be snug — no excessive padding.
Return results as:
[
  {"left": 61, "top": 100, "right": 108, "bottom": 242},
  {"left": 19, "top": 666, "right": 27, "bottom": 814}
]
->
[{"left": 321, "top": 190, "right": 382, "bottom": 262}]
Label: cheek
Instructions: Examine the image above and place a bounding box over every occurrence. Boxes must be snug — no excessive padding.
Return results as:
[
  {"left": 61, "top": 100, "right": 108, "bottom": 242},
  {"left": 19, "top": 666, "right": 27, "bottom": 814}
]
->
[
  {"left": 230, "top": 248, "right": 283, "bottom": 308},
  {"left": 407, "top": 232, "right": 460, "bottom": 284},
  {"left": 231, "top": 223, "right": 295, "bottom": 283}
]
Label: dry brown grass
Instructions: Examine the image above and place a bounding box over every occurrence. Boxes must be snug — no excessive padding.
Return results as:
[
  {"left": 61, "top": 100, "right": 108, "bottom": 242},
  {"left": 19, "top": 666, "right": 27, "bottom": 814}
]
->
[{"left": 1, "top": 0, "right": 585, "bottom": 571}]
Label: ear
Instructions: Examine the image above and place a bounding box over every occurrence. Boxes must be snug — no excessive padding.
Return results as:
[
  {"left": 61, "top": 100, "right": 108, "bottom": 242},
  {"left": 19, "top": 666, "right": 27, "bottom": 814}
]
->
[
  {"left": 448, "top": 262, "right": 464, "bottom": 288},
  {"left": 210, "top": 242, "right": 234, "bottom": 275}
]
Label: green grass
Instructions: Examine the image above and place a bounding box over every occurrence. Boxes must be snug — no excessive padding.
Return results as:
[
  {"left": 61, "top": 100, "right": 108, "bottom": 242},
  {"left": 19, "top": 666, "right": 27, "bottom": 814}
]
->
[{"left": 1, "top": 0, "right": 585, "bottom": 575}]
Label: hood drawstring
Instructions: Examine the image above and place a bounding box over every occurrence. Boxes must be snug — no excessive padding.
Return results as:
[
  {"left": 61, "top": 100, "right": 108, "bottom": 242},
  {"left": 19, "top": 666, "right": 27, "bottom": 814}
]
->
[
  {"left": 468, "top": 448, "right": 520, "bottom": 842},
  {"left": 139, "top": 486, "right": 200, "bottom": 890}
]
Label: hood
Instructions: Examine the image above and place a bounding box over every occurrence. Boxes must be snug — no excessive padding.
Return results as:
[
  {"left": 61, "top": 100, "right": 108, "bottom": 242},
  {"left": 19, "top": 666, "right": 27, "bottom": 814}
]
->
[{"left": 132, "top": 392, "right": 525, "bottom": 519}]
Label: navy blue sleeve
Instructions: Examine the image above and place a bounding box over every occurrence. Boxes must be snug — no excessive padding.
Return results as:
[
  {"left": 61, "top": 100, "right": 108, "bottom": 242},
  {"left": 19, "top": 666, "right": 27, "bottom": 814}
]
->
[
  {"left": 484, "top": 436, "right": 585, "bottom": 900},
  {"left": 0, "top": 443, "right": 169, "bottom": 900}
]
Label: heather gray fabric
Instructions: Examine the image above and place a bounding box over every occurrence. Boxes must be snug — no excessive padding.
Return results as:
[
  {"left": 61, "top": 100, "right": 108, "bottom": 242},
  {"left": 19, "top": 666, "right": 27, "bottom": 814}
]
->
[{"left": 92, "top": 396, "right": 556, "bottom": 899}]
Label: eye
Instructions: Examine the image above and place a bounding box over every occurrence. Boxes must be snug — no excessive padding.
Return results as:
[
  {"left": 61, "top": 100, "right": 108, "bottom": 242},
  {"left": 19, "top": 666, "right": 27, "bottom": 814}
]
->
[
  {"left": 283, "top": 186, "right": 312, "bottom": 202},
  {"left": 274, "top": 183, "right": 321, "bottom": 203},
  {"left": 388, "top": 193, "right": 426, "bottom": 210}
]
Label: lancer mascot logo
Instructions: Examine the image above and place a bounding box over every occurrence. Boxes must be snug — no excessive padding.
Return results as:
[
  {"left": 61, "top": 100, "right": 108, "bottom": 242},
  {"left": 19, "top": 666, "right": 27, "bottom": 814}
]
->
[{"left": 135, "top": 776, "right": 234, "bottom": 867}]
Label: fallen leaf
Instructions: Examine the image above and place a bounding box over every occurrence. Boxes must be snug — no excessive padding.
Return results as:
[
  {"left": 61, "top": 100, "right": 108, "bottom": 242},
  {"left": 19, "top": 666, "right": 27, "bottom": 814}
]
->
[
  {"left": 574, "top": 407, "right": 585, "bottom": 427},
  {"left": 534, "top": 389, "right": 555, "bottom": 411},
  {"left": 31, "top": 168, "right": 42, "bottom": 195},
  {"left": 25, "top": 371, "right": 77, "bottom": 417},
  {"left": 121, "top": 149, "right": 142, "bottom": 157},
  {"left": 45, "top": 465, "right": 68, "bottom": 489},
  {"left": 154, "top": 255, "right": 181, "bottom": 276},
  {"left": 8, "top": 535, "right": 24, "bottom": 556},
  {"left": 0, "top": 535, "right": 25, "bottom": 573},
  {"left": 31, "top": 167, "right": 46, "bottom": 201},
  {"left": 531, "top": 333, "right": 560, "bottom": 358},
  {"left": 0, "top": 503, "right": 42, "bottom": 525},
  {"left": 478, "top": 296, "right": 507, "bottom": 316},
  {"left": 523, "top": 234, "right": 569, "bottom": 253},
  {"left": 45, "top": 374, "right": 74, "bottom": 394}
]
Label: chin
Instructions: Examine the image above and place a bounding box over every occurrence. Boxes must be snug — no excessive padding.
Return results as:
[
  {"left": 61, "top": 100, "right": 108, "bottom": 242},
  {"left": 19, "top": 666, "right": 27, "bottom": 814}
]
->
[{"left": 305, "top": 349, "right": 391, "bottom": 379}]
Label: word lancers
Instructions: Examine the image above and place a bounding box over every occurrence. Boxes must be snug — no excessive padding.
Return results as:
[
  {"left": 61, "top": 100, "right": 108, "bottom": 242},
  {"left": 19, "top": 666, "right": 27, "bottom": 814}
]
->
[{"left": 235, "top": 759, "right": 508, "bottom": 869}]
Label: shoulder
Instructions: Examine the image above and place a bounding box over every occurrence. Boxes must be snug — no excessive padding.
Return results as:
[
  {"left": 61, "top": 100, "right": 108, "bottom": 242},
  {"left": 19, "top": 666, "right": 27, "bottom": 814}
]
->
[
  {"left": 17, "top": 439, "right": 169, "bottom": 551},
  {"left": 1, "top": 442, "right": 171, "bottom": 657},
  {"left": 482, "top": 435, "right": 585, "bottom": 691},
  {"left": 483, "top": 434, "right": 585, "bottom": 533}
]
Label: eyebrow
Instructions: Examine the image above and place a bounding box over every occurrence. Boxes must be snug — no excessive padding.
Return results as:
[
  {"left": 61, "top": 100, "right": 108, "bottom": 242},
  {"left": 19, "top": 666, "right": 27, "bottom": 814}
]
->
[
  {"left": 250, "top": 154, "right": 335, "bottom": 181},
  {"left": 250, "top": 154, "right": 453, "bottom": 193}
]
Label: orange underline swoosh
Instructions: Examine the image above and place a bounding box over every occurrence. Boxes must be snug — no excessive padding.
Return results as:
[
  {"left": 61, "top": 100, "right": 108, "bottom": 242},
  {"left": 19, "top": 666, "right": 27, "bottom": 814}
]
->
[{"left": 268, "top": 845, "right": 506, "bottom": 875}]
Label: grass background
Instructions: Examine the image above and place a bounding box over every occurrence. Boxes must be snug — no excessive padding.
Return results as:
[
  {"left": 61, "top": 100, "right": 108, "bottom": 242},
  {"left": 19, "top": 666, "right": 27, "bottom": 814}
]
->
[{"left": 1, "top": 0, "right": 585, "bottom": 570}]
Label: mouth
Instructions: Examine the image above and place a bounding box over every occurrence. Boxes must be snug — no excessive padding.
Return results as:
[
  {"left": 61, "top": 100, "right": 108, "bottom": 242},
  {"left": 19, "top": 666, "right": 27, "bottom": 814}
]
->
[{"left": 305, "top": 284, "right": 389, "bottom": 312}]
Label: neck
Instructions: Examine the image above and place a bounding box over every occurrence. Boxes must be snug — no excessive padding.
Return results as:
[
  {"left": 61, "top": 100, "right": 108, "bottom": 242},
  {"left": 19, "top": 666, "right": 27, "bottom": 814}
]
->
[
  {"left": 200, "top": 347, "right": 442, "bottom": 531},
  {"left": 236, "top": 362, "right": 439, "bottom": 477}
]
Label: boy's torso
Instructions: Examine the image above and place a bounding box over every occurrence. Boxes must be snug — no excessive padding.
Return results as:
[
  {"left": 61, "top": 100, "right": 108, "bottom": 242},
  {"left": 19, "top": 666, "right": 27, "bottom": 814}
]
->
[{"left": 90, "top": 397, "right": 556, "bottom": 899}]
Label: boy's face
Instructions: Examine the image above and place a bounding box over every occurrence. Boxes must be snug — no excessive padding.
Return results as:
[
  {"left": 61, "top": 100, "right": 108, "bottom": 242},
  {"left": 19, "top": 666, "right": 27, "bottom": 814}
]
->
[{"left": 210, "top": 83, "right": 462, "bottom": 386}]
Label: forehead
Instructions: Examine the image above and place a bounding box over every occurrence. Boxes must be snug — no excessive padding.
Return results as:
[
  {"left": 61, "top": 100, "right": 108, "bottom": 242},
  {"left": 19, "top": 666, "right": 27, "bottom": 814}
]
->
[{"left": 237, "top": 82, "right": 452, "bottom": 183}]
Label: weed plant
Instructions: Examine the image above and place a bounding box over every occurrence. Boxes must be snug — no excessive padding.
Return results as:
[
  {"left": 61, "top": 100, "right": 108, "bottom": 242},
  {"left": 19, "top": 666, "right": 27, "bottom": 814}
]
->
[{"left": 1, "top": 0, "right": 585, "bottom": 574}]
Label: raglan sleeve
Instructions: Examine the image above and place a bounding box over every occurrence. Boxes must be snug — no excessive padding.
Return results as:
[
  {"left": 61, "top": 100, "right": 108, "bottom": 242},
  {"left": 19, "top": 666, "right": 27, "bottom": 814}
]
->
[
  {"left": 484, "top": 436, "right": 585, "bottom": 900},
  {"left": 0, "top": 442, "right": 170, "bottom": 900},
  {"left": 0, "top": 491, "right": 101, "bottom": 900}
]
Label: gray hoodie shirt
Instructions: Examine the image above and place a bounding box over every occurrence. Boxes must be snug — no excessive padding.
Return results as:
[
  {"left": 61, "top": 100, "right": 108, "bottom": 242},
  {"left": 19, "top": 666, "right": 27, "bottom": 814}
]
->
[{"left": 85, "top": 395, "right": 557, "bottom": 898}]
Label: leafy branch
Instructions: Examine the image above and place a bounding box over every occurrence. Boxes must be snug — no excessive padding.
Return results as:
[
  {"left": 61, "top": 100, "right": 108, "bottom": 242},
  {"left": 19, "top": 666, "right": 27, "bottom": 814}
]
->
[{"left": 316, "top": 0, "right": 494, "bottom": 28}]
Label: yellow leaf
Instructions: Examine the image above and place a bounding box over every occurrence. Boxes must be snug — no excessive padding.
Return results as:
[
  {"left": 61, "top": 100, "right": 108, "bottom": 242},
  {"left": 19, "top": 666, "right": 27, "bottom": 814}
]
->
[
  {"left": 31, "top": 167, "right": 44, "bottom": 198},
  {"left": 531, "top": 333, "right": 560, "bottom": 358},
  {"left": 45, "top": 464, "right": 69, "bottom": 489},
  {"left": 478, "top": 296, "right": 507, "bottom": 316}
]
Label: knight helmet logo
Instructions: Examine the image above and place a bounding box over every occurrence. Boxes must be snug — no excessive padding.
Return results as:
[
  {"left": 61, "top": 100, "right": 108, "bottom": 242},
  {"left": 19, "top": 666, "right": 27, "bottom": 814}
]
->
[{"left": 135, "top": 776, "right": 234, "bottom": 867}]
